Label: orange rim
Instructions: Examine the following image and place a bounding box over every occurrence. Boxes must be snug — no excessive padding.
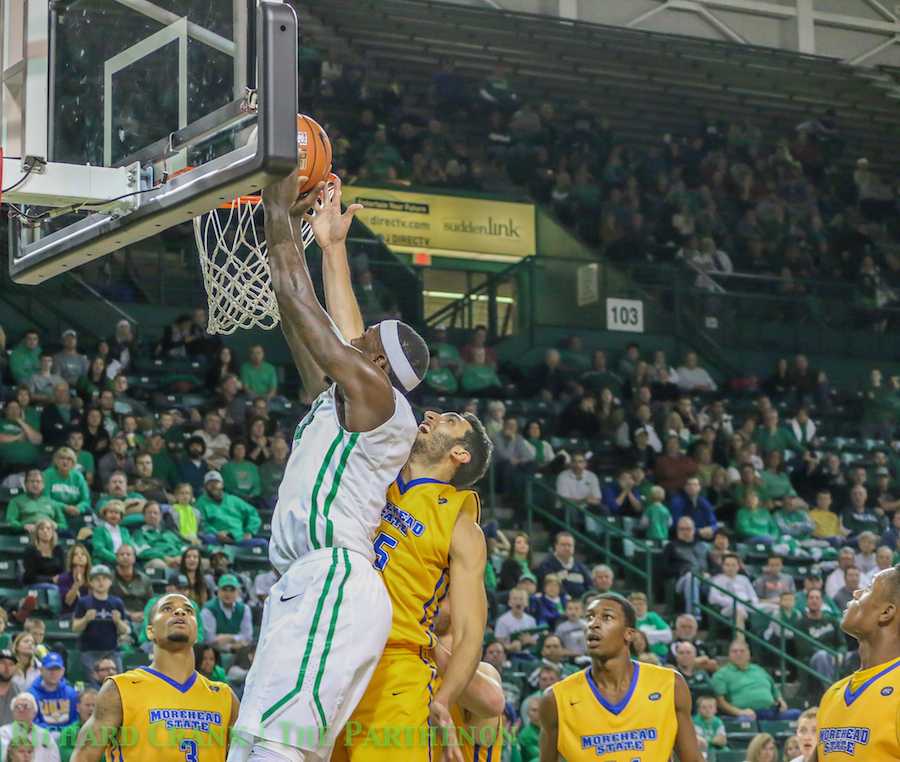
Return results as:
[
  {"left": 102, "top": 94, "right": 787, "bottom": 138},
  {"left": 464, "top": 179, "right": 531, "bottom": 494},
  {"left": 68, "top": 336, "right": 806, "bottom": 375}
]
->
[{"left": 218, "top": 195, "right": 262, "bottom": 210}]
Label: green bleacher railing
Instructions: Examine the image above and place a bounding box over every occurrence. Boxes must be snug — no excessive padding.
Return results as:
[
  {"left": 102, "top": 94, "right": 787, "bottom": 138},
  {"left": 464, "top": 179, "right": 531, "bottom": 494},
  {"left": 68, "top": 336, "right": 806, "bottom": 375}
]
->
[
  {"left": 524, "top": 476, "right": 655, "bottom": 603},
  {"left": 693, "top": 574, "right": 844, "bottom": 693},
  {"left": 521, "top": 475, "right": 843, "bottom": 692}
]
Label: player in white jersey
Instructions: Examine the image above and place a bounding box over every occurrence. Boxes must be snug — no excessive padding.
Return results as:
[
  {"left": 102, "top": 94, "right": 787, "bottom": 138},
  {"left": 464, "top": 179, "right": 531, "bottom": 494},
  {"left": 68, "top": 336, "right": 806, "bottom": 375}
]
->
[{"left": 229, "top": 170, "right": 430, "bottom": 762}]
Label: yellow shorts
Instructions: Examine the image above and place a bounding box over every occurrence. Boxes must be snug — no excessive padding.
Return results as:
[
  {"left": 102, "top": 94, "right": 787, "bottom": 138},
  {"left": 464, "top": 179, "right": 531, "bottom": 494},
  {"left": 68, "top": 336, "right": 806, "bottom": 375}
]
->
[{"left": 332, "top": 647, "right": 436, "bottom": 762}]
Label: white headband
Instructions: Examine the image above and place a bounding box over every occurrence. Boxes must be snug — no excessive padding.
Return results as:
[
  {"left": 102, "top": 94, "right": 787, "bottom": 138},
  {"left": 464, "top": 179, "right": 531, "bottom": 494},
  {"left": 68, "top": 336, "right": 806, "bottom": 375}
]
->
[{"left": 379, "top": 319, "right": 421, "bottom": 392}]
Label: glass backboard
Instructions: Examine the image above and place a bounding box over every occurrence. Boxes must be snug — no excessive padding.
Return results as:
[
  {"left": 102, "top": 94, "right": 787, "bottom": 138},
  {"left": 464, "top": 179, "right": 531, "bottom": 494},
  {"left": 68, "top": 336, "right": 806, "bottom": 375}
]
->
[{"left": 2, "top": 0, "right": 299, "bottom": 284}]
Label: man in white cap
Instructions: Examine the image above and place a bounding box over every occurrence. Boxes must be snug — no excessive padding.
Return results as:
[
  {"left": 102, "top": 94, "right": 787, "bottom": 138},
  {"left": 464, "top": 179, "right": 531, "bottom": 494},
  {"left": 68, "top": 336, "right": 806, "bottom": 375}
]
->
[{"left": 230, "top": 172, "right": 430, "bottom": 762}]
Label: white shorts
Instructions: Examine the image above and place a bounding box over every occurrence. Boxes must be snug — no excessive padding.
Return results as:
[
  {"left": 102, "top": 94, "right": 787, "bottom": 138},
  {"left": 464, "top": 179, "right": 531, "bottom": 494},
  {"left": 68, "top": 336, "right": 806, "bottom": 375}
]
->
[{"left": 230, "top": 546, "right": 391, "bottom": 760}]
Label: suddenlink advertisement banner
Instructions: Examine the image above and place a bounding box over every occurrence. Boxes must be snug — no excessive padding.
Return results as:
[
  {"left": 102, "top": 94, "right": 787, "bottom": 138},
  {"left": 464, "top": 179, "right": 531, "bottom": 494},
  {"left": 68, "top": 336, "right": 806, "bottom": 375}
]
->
[{"left": 342, "top": 186, "right": 536, "bottom": 258}]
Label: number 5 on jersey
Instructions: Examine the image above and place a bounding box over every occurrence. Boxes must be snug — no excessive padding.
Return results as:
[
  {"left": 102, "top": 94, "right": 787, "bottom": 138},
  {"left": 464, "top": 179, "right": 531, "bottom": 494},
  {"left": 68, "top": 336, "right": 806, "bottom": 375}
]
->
[{"left": 373, "top": 532, "right": 398, "bottom": 571}]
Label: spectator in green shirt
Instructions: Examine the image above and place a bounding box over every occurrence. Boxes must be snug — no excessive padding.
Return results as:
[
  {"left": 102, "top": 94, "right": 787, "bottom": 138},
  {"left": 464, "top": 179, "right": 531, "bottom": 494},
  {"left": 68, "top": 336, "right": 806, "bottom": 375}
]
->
[
  {"left": 0, "top": 400, "right": 43, "bottom": 473},
  {"left": 132, "top": 501, "right": 188, "bottom": 570},
  {"left": 712, "top": 639, "right": 799, "bottom": 720},
  {"left": 629, "top": 592, "right": 672, "bottom": 659},
  {"left": 14, "top": 386, "right": 43, "bottom": 430},
  {"left": 517, "top": 700, "right": 541, "bottom": 762},
  {"left": 6, "top": 469, "right": 69, "bottom": 532},
  {"left": 759, "top": 449, "right": 798, "bottom": 509},
  {"left": 67, "top": 429, "right": 95, "bottom": 489},
  {"left": 196, "top": 471, "right": 263, "bottom": 546},
  {"left": 9, "top": 330, "right": 41, "bottom": 385},
  {"left": 91, "top": 500, "right": 134, "bottom": 565},
  {"left": 735, "top": 490, "right": 779, "bottom": 543},
  {"left": 429, "top": 327, "right": 462, "bottom": 372},
  {"left": 423, "top": 355, "right": 459, "bottom": 396},
  {"left": 642, "top": 485, "right": 673, "bottom": 541},
  {"left": 43, "top": 446, "right": 92, "bottom": 518},
  {"left": 754, "top": 409, "right": 802, "bottom": 459},
  {"left": 145, "top": 431, "right": 179, "bottom": 488},
  {"left": 693, "top": 695, "right": 727, "bottom": 752},
  {"left": 221, "top": 441, "right": 262, "bottom": 501},
  {"left": 239, "top": 345, "right": 278, "bottom": 400},
  {"left": 460, "top": 347, "right": 503, "bottom": 395}
]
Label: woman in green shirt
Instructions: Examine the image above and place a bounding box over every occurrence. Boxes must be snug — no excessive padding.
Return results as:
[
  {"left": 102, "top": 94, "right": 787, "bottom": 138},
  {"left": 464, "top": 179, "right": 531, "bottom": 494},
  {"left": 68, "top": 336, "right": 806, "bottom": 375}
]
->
[
  {"left": 42, "top": 446, "right": 92, "bottom": 519},
  {"left": 221, "top": 441, "right": 262, "bottom": 500},
  {"left": 735, "top": 490, "right": 779, "bottom": 544}
]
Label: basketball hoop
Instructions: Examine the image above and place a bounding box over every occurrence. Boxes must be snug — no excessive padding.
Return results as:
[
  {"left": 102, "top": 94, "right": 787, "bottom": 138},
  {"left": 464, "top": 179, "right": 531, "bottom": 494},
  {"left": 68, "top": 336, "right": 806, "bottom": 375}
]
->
[{"left": 194, "top": 193, "right": 315, "bottom": 335}]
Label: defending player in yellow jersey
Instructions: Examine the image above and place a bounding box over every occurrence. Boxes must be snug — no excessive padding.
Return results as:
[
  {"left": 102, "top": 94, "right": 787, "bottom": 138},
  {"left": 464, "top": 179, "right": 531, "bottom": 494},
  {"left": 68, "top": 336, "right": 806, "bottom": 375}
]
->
[
  {"left": 72, "top": 592, "right": 239, "bottom": 762},
  {"left": 815, "top": 564, "right": 900, "bottom": 760},
  {"left": 333, "top": 409, "right": 493, "bottom": 762},
  {"left": 539, "top": 593, "right": 702, "bottom": 762}
]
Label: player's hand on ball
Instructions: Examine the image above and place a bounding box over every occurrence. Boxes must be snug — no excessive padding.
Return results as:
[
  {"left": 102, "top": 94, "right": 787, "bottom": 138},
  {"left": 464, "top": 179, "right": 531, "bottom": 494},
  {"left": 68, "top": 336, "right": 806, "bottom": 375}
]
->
[
  {"left": 309, "top": 175, "right": 363, "bottom": 250},
  {"left": 289, "top": 179, "right": 326, "bottom": 220},
  {"left": 429, "top": 701, "right": 463, "bottom": 762},
  {"left": 263, "top": 168, "right": 304, "bottom": 212}
]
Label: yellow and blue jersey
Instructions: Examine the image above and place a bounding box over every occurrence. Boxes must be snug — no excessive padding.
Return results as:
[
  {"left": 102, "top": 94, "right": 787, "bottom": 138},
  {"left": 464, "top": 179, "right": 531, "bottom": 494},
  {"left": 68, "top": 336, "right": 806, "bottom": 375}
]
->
[
  {"left": 334, "top": 477, "right": 479, "bottom": 761},
  {"left": 448, "top": 703, "right": 503, "bottom": 762},
  {"left": 551, "top": 661, "right": 677, "bottom": 762},
  {"left": 108, "top": 667, "right": 232, "bottom": 762},
  {"left": 817, "top": 656, "right": 900, "bottom": 759},
  {"left": 376, "top": 476, "right": 479, "bottom": 649}
]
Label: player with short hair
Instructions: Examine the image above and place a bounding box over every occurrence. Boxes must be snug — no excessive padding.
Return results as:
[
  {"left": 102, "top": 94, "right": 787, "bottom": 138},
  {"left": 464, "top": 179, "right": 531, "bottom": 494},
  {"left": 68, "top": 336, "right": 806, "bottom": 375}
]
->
[
  {"left": 229, "top": 171, "right": 429, "bottom": 762},
  {"left": 539, "top": 593, "right": 702, "bottom": 762},
  {"left": 333, "top": 408, "right": 493, "bottom": 762},
  {"left": 813, "top": 565, "right": 900, "bottom": 760},
  {"left": 71, "top": 592, "right": 238, "bottom": 762}
]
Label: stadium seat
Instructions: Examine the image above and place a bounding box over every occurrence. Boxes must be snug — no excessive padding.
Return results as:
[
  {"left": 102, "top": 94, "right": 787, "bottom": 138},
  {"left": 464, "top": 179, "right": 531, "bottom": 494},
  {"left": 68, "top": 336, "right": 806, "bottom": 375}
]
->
[
  {"left": 233, "top": 545, "right": 270, "bottom": 570},
  {"left": 759, "top": 718, "right": 798, "bottom": 741},
  {"left": 0, "top": 534, "right": 30, "bottom": 557},
  {"left": 713, "top": 752, "right": 748, "bottom": 762},
  {"left": 44, "top": 618, "right": 79, "bottom": 642},
  {"left": 0, "top": 560, "right": 18, "bottom": 583}
]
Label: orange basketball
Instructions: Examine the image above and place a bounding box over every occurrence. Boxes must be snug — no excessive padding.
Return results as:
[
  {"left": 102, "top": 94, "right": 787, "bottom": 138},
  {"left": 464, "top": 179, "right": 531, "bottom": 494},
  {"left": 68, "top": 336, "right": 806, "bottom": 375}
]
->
[{"left": 296, "top": 114, "right": 333, "bottom": 196}]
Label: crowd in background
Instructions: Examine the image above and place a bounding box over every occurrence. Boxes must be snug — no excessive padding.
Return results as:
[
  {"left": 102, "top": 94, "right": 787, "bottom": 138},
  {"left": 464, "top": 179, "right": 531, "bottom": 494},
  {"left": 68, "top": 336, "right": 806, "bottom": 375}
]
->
[{"left": 1, "top": 315, "right": 898, "bottom": 760}]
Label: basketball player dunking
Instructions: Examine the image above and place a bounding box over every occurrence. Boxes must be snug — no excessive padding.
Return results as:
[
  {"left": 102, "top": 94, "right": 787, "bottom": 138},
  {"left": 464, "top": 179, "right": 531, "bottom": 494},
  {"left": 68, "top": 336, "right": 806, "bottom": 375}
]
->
[
  {"left": 813, "top": 565, "right": 900, "bottom": 760},
  {"left": 302, "top": 177, "right": 494, "bottom": 762},
  {"left": 71, "top": 593, "right": 239, "bottom": 762},
  {"left": 229, "top": 170, "right": 430, "bottom": 762},
  {"left": 539, "top": 594, "right": 701, "bottom": 762}
]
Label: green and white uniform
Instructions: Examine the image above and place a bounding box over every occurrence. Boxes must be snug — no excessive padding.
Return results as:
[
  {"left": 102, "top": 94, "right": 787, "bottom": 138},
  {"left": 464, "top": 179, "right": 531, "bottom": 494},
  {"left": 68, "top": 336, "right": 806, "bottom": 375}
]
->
[{"left": 231, "top": 383, "right": 417, "bottom": 759}]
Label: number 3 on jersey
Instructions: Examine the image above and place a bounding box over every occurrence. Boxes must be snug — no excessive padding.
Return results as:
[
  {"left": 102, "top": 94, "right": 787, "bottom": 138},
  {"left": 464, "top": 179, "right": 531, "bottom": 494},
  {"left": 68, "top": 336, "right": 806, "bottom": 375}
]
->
[
  {"left": 373, "top": 532, "right": 398, "bottom": 571},
  {"left": 179, "top": 740, "right": 198, "bottom": 762}
]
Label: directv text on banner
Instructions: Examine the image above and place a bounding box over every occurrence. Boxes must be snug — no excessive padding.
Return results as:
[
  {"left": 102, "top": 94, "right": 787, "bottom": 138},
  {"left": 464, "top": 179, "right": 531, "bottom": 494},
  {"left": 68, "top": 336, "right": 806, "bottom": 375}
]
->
[{"left": 342, "top": 186, "right": 536, "bottom": 258}]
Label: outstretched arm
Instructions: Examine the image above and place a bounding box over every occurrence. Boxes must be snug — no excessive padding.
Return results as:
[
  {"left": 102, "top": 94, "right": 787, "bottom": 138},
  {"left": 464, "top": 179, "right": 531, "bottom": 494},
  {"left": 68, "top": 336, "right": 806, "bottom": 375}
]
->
[
  {"left": 71, "top": 679, "right": 123, "bottom": 762},
  {"left": 264, "top": 172, "right": 393, "bottom": 432},
  {"left": 308, "top": 176, "right": 366, "bottom": 341},
  {"left": 673, "top": 672, "right": 704, "bottom": 762},
  {"left": 433, "top": 514, "right": 488, "bottom": 713}
]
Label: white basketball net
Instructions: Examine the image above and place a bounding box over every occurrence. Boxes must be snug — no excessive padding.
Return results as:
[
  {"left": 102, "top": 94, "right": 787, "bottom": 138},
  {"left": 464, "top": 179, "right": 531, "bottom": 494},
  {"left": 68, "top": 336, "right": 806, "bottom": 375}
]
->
[{"left": 194, "top": 198, "right": 315, "bottom": 335}]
